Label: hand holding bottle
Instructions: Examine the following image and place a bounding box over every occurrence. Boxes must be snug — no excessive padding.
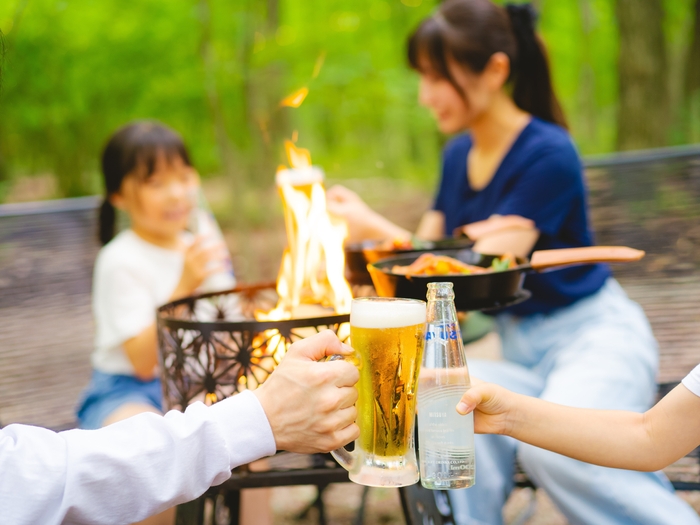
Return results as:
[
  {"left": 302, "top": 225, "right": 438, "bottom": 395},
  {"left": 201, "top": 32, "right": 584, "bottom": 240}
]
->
[
  {"left": 418, "top": 282, "right": 476, "bottom": 490},
  {"left": 171, "top": 236, "right": 229, "bottom": 300},
  {"left": 187, "top": 187, "right": 236, "bottom": 293}
]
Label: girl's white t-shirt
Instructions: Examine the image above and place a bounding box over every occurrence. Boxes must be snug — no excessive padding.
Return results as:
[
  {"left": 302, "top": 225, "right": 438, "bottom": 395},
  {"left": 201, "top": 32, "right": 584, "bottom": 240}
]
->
[
  {"left": 92, "top": 230, "right": 187, "bottom": 376},
  {"left": 682, "top": 364, "right": 700, "bottom": 397}
]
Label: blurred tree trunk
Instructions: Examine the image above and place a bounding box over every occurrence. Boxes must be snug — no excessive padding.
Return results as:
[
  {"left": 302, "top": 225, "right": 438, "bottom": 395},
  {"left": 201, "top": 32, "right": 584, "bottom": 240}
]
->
[
  {"left": 267, "top": 0, "right": 278, "bottom": 28},
  {"left": 577, "top": 0, "right": 597, "bottom": 146},
  {"left": 687, "top": 0, "right": 700, "bottom": 95},
  {"left": 263, "top": 0, "right": 287, "bottom": 153},
  {"left": 616, "top": 0, "right": 668, "bottom": 151},
  {"left": 246, "top": 0, "right": 287, "bottom": 177},
  {"left": 198, "top": 0, "right": 239, "bottom": 190},
  {"left": 686, "top": 0, "right": 700, "bottom": 142}
]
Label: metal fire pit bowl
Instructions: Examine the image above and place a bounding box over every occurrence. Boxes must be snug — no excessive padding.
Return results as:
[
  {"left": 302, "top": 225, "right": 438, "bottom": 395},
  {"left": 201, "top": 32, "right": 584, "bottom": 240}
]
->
[{"left": 157, "top": 283, "right": 350, "bottom": 412}]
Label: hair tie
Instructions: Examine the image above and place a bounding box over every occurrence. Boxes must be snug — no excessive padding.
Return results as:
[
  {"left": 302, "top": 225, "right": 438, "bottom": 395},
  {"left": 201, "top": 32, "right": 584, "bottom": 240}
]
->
[{"left": 505, "top": 3, "right": 538, "bottom": 34}]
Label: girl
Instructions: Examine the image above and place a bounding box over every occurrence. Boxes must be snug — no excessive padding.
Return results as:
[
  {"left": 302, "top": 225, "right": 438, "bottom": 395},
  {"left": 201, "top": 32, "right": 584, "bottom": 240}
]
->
[
  {"left": 327, "top": 1, "right": 700, "bottom": 524},
  {"left": 76, "top": 121, "right": 232, "bottom": 525},
  {"left": 456, "top": 370, "right": 700, "bottom": 478}
]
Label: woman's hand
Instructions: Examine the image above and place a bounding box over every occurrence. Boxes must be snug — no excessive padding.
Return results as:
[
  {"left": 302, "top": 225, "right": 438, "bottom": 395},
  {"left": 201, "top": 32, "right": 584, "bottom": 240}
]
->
[
  {"left": 464, "top": 215, "right": 539, "bottom": 258},
  {"left": 456, "top": 215, "right": 535, "bottom": 241},
  {"left": 171, "top": 236, "right": 229, "bottom": 300},
  {"left": 326, "top": 185, "right": 374, "bottom": 239},
  {"left": 456, "top": 381, "right": 518, "bottom": 436},
  {"left": 327, "top": 185, "right": 411, "bottom": 243}
]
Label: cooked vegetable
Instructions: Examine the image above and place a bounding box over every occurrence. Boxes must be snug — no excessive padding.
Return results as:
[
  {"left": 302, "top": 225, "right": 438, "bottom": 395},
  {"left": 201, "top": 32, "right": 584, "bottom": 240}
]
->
[
  {"left": 391, "top": 253, "right": 516, "bottom": 276},
  {"left": 377, "top": 237, "right": 431, "bottom": 251},
  {"left": 490, "top": 253, "right": 517, "bottom": 271}
]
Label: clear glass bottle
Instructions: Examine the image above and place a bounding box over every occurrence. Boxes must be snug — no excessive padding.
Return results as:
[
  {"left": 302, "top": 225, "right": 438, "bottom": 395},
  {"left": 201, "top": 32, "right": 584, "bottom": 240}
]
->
[
  {"left": 188, "top": 187, "right": 236, "bottom": 293},
  {"left": 417, "top": 282, "right": 475, "bottom": 490}
]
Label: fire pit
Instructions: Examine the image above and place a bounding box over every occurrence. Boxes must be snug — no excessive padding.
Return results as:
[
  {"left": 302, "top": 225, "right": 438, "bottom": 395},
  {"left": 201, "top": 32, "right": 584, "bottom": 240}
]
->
[
  {"left": 157, "top": 283, "right": 350, "bottom": 412},
  {"left": 156, "top": 284, "right": 355, "bottom": 525}
]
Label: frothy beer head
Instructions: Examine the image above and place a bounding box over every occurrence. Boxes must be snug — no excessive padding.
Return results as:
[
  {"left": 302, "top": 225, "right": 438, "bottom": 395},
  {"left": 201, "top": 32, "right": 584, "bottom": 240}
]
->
[{"left": 351, "top": 298, "right": 426, "bottom": 328}]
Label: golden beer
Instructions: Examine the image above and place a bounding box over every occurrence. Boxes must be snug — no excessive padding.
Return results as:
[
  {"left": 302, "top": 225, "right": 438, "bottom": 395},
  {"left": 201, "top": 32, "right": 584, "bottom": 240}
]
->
[{"left": 350, "top": 298, "right": 426, "bottom": 458}]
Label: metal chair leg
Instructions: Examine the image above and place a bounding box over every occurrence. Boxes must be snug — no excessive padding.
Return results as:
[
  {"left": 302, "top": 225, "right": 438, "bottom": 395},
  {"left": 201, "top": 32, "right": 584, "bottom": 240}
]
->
[
  {"left": 223, "top": 489, "right": 241, "bottom": 525},
  {"left": 295, "top": 483, "right": 329, "bottom": 524},
  {"left": 399, "top": 484, "right": 455, "bottom": 525},
  {"left": 175, "top": 497, "right": 206, "bottom": 525},
  {"left": 352, "top": 486, "right": 371, "bottom": 525}
]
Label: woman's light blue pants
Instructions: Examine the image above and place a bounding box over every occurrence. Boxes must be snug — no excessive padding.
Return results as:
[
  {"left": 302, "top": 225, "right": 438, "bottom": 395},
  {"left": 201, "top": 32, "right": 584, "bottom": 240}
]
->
[{"left": 450, "top": 278, "right": 700, "bottom": 525}]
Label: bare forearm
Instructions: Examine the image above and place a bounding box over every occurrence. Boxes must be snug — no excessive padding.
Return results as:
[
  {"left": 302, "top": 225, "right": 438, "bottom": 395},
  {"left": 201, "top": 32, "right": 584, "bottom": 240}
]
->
[
  {"left": 352, "top": 210, "right": 411, "bottom": 242},
  {"left": 123, "top": 323, "right": 159, "bottom": 380},
  {"left": 415, "top": 210, "right": 445, "bottom": 241},
  {"left": 169, "top": 280, "right": 195, "bottom": 302},
  {"left": 505, "top": 388, "right": 700, "bottom": 471},
  {"left": 505, "top": 395, "right": 655, "bottom": 469},
  {"left": 473, "top": 228, "right": 539, "bottom": 258}
]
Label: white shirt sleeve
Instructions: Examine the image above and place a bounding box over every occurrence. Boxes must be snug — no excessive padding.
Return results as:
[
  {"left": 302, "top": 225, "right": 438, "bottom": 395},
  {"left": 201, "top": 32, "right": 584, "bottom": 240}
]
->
[
  {"left": 681, "top": 364, "right": 700, "bottom": 398},
  {"left": 0, "top": 391, "right": 276, "bottom": 525}
]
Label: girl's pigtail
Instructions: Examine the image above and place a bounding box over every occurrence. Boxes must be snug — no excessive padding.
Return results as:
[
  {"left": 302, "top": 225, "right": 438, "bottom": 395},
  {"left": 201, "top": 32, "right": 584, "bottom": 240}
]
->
[
  {"left": 505, "top": 3, "right": 567, "bottom": 129},
  {"left": 98, "top": 198, "right": 116, "bottom": 246}
]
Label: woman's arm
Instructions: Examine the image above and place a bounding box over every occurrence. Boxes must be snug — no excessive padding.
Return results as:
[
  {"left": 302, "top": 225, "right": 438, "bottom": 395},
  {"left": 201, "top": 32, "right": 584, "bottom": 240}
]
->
[
  {"left": 472, "top": 226, "right": 539, "bottom": 258},
  {"left": 458, "top": 382, "right": 700, "bottom": 472},
  {"left": 415, "top": 210, "right": 445, "bottom": 241},
  {"left": 326, "top": 185, "right": 411, "bottom": 242},
  {"left": 326, "top": 184, "right": 539, "bottom": 252},
  {"left": 457, "top": 215, "right": 539, "bottom": 258}
]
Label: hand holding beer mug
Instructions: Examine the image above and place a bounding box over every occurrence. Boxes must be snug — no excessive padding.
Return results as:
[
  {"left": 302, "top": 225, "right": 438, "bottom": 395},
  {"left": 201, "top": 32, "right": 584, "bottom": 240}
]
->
[{"left": 331, "top": 297, "right": 427, "bottom": 487}]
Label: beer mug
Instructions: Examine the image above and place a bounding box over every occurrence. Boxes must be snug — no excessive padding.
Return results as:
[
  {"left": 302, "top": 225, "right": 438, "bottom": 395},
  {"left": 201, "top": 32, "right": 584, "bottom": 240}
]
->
[{"left": 331, "top": 297, "right": 427, "bottom": 487}]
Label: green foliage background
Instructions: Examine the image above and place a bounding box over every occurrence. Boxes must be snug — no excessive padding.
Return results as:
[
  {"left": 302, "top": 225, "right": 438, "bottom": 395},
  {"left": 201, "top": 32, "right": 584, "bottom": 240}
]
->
[{"left": 0, "top": 0, "right": 698, "bottom": 204}]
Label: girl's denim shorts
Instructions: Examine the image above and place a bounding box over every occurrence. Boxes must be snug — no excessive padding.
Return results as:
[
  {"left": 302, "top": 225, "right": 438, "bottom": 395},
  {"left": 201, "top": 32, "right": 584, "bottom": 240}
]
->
[{"left": 76, "top": 370, "right": 163, "bottom": 429}]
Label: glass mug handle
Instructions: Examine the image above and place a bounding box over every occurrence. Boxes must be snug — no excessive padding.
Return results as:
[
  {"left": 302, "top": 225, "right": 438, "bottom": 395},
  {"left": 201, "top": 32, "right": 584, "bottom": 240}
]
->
[{"left": 325, "top": 353, "right": 358, "bottom": 473}]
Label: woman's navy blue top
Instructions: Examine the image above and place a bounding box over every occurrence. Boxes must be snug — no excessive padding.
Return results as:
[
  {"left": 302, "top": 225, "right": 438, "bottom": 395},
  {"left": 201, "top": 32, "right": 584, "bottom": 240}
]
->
[{"left": 434, "top": 117, "right": 610, "bottom": 316}]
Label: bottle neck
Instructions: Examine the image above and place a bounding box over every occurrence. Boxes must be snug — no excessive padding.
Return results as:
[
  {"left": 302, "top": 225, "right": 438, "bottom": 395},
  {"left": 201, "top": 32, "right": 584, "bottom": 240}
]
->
[{"left": 426, "top": 299, "right": 458, "bottom": 324}]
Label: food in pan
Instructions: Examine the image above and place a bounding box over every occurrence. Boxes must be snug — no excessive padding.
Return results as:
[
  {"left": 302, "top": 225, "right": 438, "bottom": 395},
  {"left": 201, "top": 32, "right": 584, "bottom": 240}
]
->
[
  {"left": 390, "top": 253, "right": 517, "bottom": 276},
  {"left": 376, "top": 237, "right": 432, "bottom": 251}
]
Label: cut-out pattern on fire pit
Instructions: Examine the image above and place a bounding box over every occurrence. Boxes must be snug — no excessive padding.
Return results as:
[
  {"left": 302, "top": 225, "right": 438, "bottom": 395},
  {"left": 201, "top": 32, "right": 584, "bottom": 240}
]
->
[{"left": 157, "top": 284, "right": 350, "bottom": 411}]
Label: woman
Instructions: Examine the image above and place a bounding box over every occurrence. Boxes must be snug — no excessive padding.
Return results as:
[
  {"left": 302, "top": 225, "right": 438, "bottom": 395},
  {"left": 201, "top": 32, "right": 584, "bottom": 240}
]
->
[{"left": 327, "top": 1, "right": 700, "bottom": 524}]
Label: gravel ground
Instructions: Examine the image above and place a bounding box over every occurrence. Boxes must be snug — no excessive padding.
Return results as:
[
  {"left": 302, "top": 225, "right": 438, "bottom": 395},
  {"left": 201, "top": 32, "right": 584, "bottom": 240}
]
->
[{"left": 271, "top": 484, "right": 700, "bottom": 525}]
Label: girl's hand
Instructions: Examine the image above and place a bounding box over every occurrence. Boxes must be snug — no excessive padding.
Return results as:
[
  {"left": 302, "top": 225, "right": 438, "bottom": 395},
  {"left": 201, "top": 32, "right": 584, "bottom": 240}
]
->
[
  {"left": 456, "top": 382, "right": 518, "bottom": 436},
  {"left": 172, "top": 236, "right": 228, "bottom": 300}
]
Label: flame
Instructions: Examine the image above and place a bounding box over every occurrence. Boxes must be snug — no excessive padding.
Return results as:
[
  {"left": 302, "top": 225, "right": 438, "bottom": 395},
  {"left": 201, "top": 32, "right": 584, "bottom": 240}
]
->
[
  {"left": 258, "top": 141, "right": 352, "bottom": 320},
  {"left": 284, "top": 140, "right": 311, "bottom": 169},
  {"left": 253, "top": 84, "right": 352, "bottom": 368},
  {"left": 279, "top": 87, "right": 309, "bottom": 108}
]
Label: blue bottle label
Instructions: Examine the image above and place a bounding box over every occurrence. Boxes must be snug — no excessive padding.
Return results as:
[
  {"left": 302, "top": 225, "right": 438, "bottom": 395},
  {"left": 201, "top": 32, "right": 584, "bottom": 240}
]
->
[{"left": 425, "top": 323, "right": 459, "bottom": 341}]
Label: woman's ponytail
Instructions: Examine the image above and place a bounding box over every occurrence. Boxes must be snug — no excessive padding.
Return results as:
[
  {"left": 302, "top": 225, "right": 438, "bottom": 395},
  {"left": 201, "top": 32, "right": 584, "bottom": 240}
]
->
[
  {"left": 98, "top": 198, "right": 116, "bottom": 246},
  {"left": 505, "top": 3, "right": 567, "bottom": 128}
]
